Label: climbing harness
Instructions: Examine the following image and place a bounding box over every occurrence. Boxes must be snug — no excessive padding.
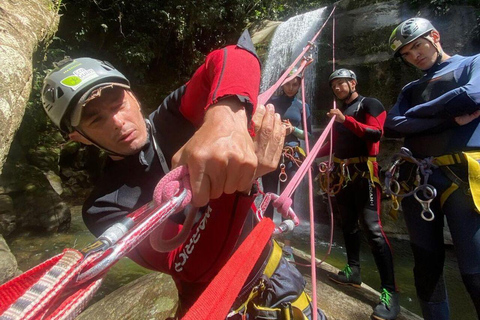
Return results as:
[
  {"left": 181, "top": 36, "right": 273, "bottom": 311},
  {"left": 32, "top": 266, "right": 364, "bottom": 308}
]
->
[
  {"left": 226, "top": 241, "right": 313, "bottom": 320},
  {"left": 278, "top": 146, "right": 305, "bottom": 183},
  {"left": 317, "top": 156, "right": 378, "bottom": 196}
]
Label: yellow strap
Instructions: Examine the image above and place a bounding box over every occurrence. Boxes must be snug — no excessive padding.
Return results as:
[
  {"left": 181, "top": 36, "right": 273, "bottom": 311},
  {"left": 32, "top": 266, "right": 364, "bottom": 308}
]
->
[
  {"left": 295, "top": 146, "right": 306, "bottom": 158},
  {"left": 464, "top": 151, "right": 480, "bottom": 213},
  {"left": 366, "top": 158, "right": 380, "bottom": 185},
  {"left": 291, "top": 290, "right": 311, "bottom": 313},
  {"left": 433, "top": 153, "right": 464, "bottom": 166},
  {"left": 264, "top": 240, "right": 282, "bottom": 277},
  {"left": 252, "top": 290, "right": 311, "bottom": 320},
  {"left": 440, "top": 183, "right": 459, "bottom": 208}
]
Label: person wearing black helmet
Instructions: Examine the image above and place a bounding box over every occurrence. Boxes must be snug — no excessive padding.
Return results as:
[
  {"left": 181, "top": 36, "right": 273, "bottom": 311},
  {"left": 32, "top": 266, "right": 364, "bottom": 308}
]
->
[
  {"left": 262, "top": 67, "right": 313, "bottom": 262},
  {"left": 318, "top": 68, "right": 400, "bottom": 320},
  {"left": 386, "top": 17, "right": 480, "bottom": 319},
  {"left": 41, "top": 34, "right": 327, "bottom": 320}
]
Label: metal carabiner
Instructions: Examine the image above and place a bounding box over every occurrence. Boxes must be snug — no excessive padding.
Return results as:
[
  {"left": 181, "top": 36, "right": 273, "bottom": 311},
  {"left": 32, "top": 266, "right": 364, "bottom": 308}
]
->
[
  {"left": 318, "top": 161, "right": 328, "bottom": 173},
  {"left": 414, "top": 186, "right": 436, "bottom": 221},
  {"left": 76, "top": 188, "right": 189, "bottom": 283},
  {"left": 279, "top": 163, "right": 288, "bottom": 182}
]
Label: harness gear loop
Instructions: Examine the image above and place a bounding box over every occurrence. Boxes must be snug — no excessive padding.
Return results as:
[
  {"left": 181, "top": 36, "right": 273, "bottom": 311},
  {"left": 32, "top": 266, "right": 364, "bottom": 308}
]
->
[{"left": 317, "top": 161, "right": 344, "bottom": 195}]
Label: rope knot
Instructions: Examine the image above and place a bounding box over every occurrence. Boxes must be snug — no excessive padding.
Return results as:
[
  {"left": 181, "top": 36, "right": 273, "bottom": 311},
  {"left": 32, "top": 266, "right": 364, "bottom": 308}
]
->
[
  {"left": 153, "top": 165, "right": 192, "bottom": 211},
  {"left": 272, "top": 195, "right": 293, "bottom": 216}
]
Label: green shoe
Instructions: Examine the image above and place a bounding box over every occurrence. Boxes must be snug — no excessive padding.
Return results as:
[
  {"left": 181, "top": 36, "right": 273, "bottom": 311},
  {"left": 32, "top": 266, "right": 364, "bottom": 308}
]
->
[
  {"left": 328, "top": 264, "right": 362, "bottom": 287},
  {"left": 371, "top": 288, "right": 400, "bottom": 320}
]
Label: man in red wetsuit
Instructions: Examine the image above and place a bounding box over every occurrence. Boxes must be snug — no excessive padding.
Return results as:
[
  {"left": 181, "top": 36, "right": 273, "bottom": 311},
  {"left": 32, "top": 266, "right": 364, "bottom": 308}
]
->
[
  {"left": 317, "top": 69, "right": 399, "bottom": 320},
  {"left": 41, "top": 31, "right": 327, "bottom": 319}
]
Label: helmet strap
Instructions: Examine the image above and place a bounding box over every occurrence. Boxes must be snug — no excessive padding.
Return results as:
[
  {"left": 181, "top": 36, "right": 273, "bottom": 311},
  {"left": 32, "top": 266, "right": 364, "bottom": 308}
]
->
[
  {"left": 331, "top": 79, "right": 356, "bottom": 103},
  {"left": 75, "top": 128, "right": 129, "bottom": 158}
]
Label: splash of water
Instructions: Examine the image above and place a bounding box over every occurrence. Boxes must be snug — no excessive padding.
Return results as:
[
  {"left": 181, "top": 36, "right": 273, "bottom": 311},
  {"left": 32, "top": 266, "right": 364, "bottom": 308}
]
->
[{"left": 261, "top": 7, "right": 327, "bottom": 106}]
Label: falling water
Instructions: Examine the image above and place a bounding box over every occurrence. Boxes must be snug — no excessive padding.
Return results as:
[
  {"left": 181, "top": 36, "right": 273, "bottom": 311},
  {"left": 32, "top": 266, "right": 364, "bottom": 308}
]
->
[
  {"left": 261, "top": 7, "right": 327, "bottom": 106},
  {"left": 260, "top": 7, "right": 327, "bottom": 221}
]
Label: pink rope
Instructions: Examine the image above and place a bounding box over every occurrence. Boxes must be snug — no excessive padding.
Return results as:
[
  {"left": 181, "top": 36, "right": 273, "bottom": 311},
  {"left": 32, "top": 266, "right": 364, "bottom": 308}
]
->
[{"left": 153, "top": 165, "right": 192, "bottom": 210}]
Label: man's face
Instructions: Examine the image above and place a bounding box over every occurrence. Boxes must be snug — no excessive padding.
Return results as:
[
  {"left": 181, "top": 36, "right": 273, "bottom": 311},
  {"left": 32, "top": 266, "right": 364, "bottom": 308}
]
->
[
  {"left": 330, "top": 78, "right": 354, "bottom": 100},
  {"left": 399, "top": 36, "right": 439, "bottom": 70},
  {"left": 77, "top": 86, "right": 148, "bottom": 156},
  {"left": 282, "top": 77, "right": 301, "bottom": 98}
]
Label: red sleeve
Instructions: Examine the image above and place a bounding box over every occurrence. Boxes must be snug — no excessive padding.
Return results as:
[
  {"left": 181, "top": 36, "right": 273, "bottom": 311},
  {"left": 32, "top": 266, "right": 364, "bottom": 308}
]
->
[
  {"left": 343, "top": 111, "right": 386, "bottom": 141},
  {"left": 180, "top": 45, "right": 261, "bottom": 133}
]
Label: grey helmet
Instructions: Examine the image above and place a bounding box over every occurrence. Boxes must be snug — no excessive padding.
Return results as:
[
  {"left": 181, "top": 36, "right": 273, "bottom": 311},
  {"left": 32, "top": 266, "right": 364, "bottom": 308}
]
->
[
  {"left": 329, "top": 68, "right": 357, "bottom": 84},
  {"left": 41, "top": 57, "right": 130, "bottom": 132},
  {"left": 389, "top": 17, "right": 437, "bottom": 57}
]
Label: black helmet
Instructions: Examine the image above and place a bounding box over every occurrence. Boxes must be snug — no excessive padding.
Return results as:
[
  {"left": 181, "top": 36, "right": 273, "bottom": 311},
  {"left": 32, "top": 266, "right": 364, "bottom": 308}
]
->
[
  {"left": 389, "top": 17, "right": 437, "bottom": 57},
  {"left": 328, "top": 69, "right": 357, "bottom": 85},
  {"left": 41, "top": 57, "right": 130, "bottom": 132}
]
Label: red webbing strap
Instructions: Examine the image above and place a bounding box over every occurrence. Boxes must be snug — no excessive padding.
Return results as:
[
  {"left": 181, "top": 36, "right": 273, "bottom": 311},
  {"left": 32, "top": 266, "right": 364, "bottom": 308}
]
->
[
  {"left": 182, "top": 218, "right": 275, "bottom": 320},
  {"left": 0, "top": 253, "right": 63, "bottom": 314},
  {"left": 45, "top": 278, "right": 104, "bottom": 320}
]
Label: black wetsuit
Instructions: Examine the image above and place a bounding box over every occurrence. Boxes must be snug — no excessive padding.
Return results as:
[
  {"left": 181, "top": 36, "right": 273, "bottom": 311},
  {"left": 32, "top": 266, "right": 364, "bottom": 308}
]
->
[{"left": 320, "top": 95, "right": 396, "bottom": 292}]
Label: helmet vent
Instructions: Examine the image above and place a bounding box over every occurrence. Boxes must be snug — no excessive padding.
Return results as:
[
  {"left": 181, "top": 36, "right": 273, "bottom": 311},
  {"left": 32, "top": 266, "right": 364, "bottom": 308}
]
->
[{"left": 57, "top": 87, "right": 64, "bottom": 99}]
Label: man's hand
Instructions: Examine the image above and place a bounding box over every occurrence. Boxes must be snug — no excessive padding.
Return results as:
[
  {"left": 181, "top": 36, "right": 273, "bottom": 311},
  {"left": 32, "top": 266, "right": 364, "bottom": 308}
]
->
[
  {"left": 455, "top": 110, "right": 480, "bottom": 126},
  {"left": 252, "top": 104, "right": 285, "bottom": 178},
  {"left": 172, "top": 97, "right": 258, "bottom": 207},
  {"left": 327, "top": 108, "right": 345, "bottom": 123}
]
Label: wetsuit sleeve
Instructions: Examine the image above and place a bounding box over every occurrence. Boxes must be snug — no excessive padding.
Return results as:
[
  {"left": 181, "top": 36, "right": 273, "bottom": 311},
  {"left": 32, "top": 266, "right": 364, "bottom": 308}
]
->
[
  {"left": 342, "top": 98, "right": 386, "bottom": 142},
  {"left": 404, "top": 55, "right": 480, "bottom": 118},
  {"left": 180, "top": 45, "right": 261, "bottom": 133},
  {"left": 384, "top": 87, "right": 451, "bottom": 137}
]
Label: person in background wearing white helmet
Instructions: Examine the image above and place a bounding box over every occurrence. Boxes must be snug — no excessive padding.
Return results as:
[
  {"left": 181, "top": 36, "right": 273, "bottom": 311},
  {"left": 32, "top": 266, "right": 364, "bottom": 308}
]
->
[
  {"left": 41, "top": 32, "right": 327, "bottom": 320},
  {"left": 262, "top": 68, "right": 313, "bottom": 262},
  {"left": 386, "top": 17, "right": 480, "bottom": 319},
  {"left": 317, "top": 68, "right": 400, "bottom": 320}
]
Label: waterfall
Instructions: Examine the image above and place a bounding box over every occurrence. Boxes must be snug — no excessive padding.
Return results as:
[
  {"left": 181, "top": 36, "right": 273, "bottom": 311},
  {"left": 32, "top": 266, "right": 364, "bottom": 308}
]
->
[
  {"left": 259, "top": 7, "right": 328, "bottom": 223},
  {"left": 260, "top": 7, "right": 327, "bottom": 107}
]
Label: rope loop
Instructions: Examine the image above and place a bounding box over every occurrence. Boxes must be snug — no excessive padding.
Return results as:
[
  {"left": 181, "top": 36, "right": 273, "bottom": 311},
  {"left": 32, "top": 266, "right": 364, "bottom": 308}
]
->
[{"left": 153, "top": 165, "right": 192, "bottom": 211}]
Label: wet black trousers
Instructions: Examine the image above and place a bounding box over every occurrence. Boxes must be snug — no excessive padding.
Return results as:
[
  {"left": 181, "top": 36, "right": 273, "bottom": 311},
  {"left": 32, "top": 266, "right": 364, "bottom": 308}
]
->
[
  {"left": 401, "top": 167, "right": 480, "bottom": 319},
  {"left": 335, "top": 177, "right": 396, "bottom": 292}
]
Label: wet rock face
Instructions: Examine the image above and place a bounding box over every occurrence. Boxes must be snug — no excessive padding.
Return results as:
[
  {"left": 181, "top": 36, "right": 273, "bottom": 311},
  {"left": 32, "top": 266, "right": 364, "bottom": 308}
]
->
[
  {"left": 1, "top": 162, "right": 71, "bottom": 234},
  {"left": 0, "top": 190, "right": 16, "bottom": 236},
  {"left": 77, "top": 272, "right": 178, "bottom": 320},
  {"left": 0, "top": 234, "right": 19, "bottom": 285}
]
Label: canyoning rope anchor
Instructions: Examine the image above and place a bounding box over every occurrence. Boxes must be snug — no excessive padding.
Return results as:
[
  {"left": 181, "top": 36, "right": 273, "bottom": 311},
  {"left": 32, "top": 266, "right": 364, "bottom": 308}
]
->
[
  {"left": 76, "top": 187, "right": 189, "bottom": 283},
  {"left": 0, "top": 167, "right": 192, "bottom": 320},
  {"left": 255, "top": 192, "right": 299, "bottom": 235}
]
